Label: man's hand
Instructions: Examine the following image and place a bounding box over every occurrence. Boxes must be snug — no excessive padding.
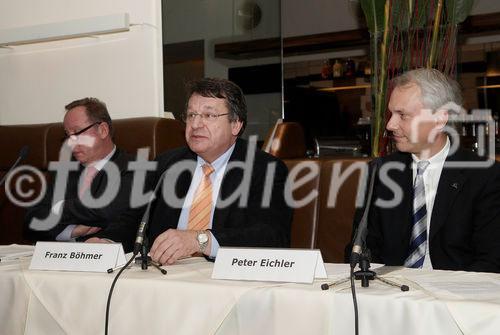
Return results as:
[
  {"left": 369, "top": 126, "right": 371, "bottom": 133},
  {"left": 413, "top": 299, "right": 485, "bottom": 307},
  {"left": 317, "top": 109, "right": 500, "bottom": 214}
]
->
[
  {"left": 85, "top": 237, "right": 111, "bottom": 244},
  {"left": 71, "top": 225, "right": 102, "bottom": 238},
  {"left": 150, "top": 229, "right": 206, "bottom": 265}
]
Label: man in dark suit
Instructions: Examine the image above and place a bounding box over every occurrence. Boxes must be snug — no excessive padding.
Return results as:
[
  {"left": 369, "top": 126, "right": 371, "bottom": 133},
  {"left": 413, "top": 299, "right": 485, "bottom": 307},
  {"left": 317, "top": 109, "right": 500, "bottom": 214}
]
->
[
  {"left": 352, "top": 68, "right": 500, "bottom": 273},
  {"left": 89, "top": 79, "right": 292, "bottom": 263},
  {"left": 24, "top": 98, "right": 134, "bottom": 242}
]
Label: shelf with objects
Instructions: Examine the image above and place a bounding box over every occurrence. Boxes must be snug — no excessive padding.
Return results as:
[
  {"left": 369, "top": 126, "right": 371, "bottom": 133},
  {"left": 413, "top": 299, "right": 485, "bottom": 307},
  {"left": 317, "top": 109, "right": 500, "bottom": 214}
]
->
[
  {"left": 284, "top": 56, "right": 373, "bottom": 157},
  {"left": 215, "top": 12, "right": 500, "bottom": 157}
]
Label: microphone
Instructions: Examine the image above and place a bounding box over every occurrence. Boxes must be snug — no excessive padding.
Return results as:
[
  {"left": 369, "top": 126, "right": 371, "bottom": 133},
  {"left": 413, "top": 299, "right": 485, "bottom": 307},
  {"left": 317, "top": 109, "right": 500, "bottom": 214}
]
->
[
  {"left": 105, "top": 168, "right": 170, "bottom": 335},
  {"left": 349, "top": 158, "right": 380, "bottom": 269},
  {"left": 0, "top": 146, "right": 29, "bottom": 187},
  {"left": 133, "top": 169, "right": 168, "bottom": 255}
]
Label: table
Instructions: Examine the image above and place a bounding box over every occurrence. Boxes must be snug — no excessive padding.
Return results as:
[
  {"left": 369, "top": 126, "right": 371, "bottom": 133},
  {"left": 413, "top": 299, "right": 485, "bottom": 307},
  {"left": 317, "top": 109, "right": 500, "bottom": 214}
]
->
[{"left": 2, "top": 244, "right": 500, "bottom": 335}]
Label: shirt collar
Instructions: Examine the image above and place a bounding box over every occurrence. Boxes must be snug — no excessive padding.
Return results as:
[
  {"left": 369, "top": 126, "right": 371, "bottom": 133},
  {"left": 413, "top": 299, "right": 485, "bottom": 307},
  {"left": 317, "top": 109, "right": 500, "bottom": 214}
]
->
[
  {"left": 411, "top": 137, "right": 450, "bottom": 167},
  {"left": 196, "top": 142, "right": 236, "bottom": 174},
  {"left": 87, "top": 145, "right": 116, "bottom": 171}
]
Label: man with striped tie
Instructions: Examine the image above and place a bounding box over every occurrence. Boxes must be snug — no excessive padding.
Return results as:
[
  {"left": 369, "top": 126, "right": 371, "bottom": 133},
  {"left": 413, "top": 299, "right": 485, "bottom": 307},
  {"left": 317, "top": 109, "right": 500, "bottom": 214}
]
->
[
  {"left": 356, "top": 68, "right": 500, "bottom": 273},
  {"left": 93, "top": 78, "right": 292, "bottom": 264}
]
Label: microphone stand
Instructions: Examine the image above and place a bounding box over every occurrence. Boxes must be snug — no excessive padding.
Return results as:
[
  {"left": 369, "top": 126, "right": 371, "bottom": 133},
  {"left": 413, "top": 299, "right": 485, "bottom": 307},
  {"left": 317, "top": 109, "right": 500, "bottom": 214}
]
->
[
  {"left": 352, "top": 254, "right": 408, "bottom": 290},
  {"left": 0, "top": 145, "right": 29, "bottom": 187},
  {"left": 134, "top": 236, "right": 166, "bottom": 274},
  {"left": 0, "top": 146, "right": 29, "bottom": 209},
  {"left": 322, "top": 158, "right": 408, "bottom": 291},
  {"left": 353, "top": 253, "right": 375, "bottom": 288},
  {"left": 348, "top": 159, "right": 409, "bottom": 291},
  {"left": 105, "top": 235, "right": 166, "bottom": 335},
  {"left": 131, "top": 168, "right": 170, "bottom": 274},
  {"left": 321, "top": 159, "right": 408, "bottom": 335},
  {"left": 105, "top": 170, "right": 168, "bottom": 335},
  {"left": 321, "top": 257, "right": 409, "bottom": 291}
]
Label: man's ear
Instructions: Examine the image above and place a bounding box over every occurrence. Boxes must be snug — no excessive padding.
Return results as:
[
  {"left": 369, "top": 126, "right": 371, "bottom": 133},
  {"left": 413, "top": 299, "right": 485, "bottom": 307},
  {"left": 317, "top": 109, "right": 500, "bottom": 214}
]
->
[
  {"left": 434, "top": 109, "right": 449, "bottom": 129},
  {"left": 98, "top": 122, "right": 110, "bottom": 139},
  {"left": 231, "top": 120, "right": 243, "bottom": 136}
]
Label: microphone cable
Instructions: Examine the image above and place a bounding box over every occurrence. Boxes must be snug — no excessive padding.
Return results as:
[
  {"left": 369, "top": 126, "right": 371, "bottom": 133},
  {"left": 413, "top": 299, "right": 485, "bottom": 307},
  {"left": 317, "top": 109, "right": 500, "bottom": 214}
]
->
[
  {"left": 350, "top": 266, "right": 359, "bottom": 335},
  {"left": 105, "top": 252, "right": 137, "bottom": 335},
  {"left": 348, "top": 159, "right": 379, "bottom": 335},
  {"left": 104, "top": 167, "right": 170, "bottom": 334}
]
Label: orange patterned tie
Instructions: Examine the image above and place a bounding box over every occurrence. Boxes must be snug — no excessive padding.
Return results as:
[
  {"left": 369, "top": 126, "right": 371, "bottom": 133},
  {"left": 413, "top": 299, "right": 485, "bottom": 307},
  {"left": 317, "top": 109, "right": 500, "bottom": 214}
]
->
[
  {"left": 79, "top": 166, "right": 98, "bottom": 197},
  {"left": 187, "top": 164, "right": 215, "bottom": 231}
]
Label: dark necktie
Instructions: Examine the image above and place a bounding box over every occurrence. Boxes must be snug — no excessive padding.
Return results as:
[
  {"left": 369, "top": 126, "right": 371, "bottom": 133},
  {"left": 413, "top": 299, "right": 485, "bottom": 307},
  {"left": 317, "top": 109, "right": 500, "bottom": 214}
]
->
[{"left": 404, "top": 160, "right": 430, "bottom": 268}]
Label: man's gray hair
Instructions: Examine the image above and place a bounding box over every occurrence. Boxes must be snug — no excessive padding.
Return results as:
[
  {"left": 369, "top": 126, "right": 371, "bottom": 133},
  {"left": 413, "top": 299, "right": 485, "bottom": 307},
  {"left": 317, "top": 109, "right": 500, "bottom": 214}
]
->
[{"left": 392, "top": 68, "right": 463, "bottom": 114}]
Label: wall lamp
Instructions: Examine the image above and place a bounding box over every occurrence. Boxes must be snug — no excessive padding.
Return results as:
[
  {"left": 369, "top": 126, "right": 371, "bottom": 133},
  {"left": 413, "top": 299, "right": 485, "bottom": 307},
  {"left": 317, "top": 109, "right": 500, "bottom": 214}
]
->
[{"left": 0, "top": 13, "right": 130, "bottom": 47}]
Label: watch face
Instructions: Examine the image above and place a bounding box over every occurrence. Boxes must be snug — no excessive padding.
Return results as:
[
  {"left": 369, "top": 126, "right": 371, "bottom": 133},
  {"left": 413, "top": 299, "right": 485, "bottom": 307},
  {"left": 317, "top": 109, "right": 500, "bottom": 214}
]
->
[{"left": 198, "top": 233, "right": 209, "bottom": 243}]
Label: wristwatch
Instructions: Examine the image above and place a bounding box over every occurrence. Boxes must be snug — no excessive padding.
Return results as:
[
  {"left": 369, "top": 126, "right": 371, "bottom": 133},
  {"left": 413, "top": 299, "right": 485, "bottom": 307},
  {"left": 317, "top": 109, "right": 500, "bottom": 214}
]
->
[{"left": 196, "top": 230, "right": 209, "bottom": 253}]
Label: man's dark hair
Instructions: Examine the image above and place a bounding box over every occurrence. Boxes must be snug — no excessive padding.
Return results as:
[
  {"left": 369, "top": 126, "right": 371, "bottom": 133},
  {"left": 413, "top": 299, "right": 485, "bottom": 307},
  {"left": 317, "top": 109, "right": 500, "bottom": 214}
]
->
[
  {"left": 65, "top": 97, "right": 113, "bottom": 134},
  {"left": 186, "top": 78, "right": 247, "bottom": 136}
]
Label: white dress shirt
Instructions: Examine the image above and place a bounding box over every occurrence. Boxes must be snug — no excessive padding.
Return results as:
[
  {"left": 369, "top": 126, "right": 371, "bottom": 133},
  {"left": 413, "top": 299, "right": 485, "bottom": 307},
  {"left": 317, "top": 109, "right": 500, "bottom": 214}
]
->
[
  {"left": 56, "top": 146, "right": 117, "bottom": 241},
  {"left": 411, "top": 138, "right": 450, "bottom": 269},
  {"left": 177, "top": 143, "right": 236, "bottom": 257}
]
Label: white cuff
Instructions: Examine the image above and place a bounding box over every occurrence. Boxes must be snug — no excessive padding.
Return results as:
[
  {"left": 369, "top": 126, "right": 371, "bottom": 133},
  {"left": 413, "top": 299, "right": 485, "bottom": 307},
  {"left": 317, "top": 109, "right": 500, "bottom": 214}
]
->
[
  {"left": 56, "top": 225, "right": 76, "bottom": 241},
  {"left": 208, "top": 232, "right": 220, "bottom": 258}
]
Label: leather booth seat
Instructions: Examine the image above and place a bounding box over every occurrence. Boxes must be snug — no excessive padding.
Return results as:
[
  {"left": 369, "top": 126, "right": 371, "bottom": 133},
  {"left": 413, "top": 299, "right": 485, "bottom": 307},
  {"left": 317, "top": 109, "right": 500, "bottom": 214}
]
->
[
  {"left": 45, "top": 117, "right": 186, "bottom": 162},
  {"left": 0, "top": 117, "right": 186, "bottom": 245},
  {"left": 2, "top": 116, "right": 498, "bottom": 261},
  {"left": 0, "top": 124, "right": 52, "bottom": 170},
  {"left": 283, "top": 159, "right": 321, "bottom": 249},
  {"left": 263, "top": 122, "right": 306, "bottom": 159},
  {"left": 284, "top": 157, "right": 370, "bottom": 262},
  {"left": 286, "top": 153, "right": 500, "bottom": 262}
]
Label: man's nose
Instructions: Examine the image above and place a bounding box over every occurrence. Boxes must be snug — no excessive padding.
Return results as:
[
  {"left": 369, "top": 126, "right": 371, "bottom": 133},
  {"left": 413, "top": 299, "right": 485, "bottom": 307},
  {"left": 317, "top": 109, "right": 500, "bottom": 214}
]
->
[
  {"left": 386, "top": 114, "right": 398, "bottom": 131},
  {"left": 68, "top": 135, "right": 78, "bottom": 143},
  {"left": 190, "top": 116, "right": 204, "bottom": 128},
  {"left": 66, "top": 136, "right": 78, "bottom": 148}
]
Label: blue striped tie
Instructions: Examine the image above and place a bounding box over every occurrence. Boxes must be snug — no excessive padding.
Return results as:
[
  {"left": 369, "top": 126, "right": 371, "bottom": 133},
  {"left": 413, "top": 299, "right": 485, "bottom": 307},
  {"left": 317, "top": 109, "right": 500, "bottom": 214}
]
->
[{"left": 404, "top": 160, "right": 430, "bottom": 268}]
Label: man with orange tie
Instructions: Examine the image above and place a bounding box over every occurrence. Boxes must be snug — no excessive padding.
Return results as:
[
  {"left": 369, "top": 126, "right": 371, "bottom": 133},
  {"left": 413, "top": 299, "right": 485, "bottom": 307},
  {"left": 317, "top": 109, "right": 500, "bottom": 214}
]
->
[
  {"left": 24, "top": 98, "right": 134, "bottom": 242},
  {"left": 150, "top": 78, "right": 292, "bottom": 264},
  {"left": 91, "top": 78, "right": 292, "bottom": 263}
]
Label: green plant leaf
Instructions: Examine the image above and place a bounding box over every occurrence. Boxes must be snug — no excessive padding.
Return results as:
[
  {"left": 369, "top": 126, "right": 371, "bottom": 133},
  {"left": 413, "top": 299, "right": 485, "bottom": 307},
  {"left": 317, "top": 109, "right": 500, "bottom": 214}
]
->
[
  {"left": 413, "top": 0, "right": 432, "bottom": 28},
  {"left": 360, "top": 0, "right": 387, "bottom": 34},
  {"left": 392, "top": 0, "right": 411, "bottom": 30},
  {"left": 445, "top": 0, "right": 474, "bottom": 24},
  {"left": 382, "top": 1, "right": 433, "bottom": 31}
]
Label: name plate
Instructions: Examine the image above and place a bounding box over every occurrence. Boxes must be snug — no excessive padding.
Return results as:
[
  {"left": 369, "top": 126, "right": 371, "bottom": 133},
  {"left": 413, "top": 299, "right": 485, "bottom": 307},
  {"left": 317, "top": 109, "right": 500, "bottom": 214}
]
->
[
  {"left": 29, "top": 241, "right": 126, "bottom": 273},
  {"left": 212, "top": 248, "right": 327, "bottom": 284}
]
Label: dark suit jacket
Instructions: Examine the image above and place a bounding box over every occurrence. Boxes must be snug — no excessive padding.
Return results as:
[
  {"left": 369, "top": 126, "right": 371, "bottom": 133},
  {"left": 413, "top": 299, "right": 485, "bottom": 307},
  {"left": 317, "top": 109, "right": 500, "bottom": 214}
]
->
[
  {"left": 99, "top": 139, "right": 293, "bottom": 252},
  {"left": 351, "top": 148, "right": 500, "bottom": 273},
  {"left": 24, "top": 148, "right": 134, "bottom": 241}
]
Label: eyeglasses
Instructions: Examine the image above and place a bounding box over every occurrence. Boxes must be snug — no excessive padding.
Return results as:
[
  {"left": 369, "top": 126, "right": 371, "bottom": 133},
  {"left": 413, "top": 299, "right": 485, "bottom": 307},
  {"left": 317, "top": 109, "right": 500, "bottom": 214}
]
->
[
  {"left": 182, "top": 112, "right": 230, "bottom": 123},
  {"left": 64, "top": 122, "right": 101, "bottom": 140}
]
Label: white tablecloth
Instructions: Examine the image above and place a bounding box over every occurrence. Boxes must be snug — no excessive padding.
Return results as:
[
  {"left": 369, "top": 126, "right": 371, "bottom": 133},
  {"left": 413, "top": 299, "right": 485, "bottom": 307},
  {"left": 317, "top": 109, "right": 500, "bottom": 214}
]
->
[{"left": 1, "top": 244, "right": 500, "bottom": 335}]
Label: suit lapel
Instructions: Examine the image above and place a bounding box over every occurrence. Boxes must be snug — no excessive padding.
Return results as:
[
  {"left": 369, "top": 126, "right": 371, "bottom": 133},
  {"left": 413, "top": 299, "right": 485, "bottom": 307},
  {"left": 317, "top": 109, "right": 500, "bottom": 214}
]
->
[
  {"left": 213, "top": 139, "right": 246, "bottom": 231},
  {"left": 391, "top": 154, "right": 414, "bottom": 242},
  {"left": 91, "top": 170, "right": 106, "bottom": 195},
  {"left": 429, "top": 151, "right": 466, "bottom": 241},
  {"left": 68, "top": 164, "right": 85, "bottom": 197},
  {"left": 171, "top": 151, "right": 197, "bottom": 225},
  {"left": 90, "top": 149, "right": 122, "bottom": 196}
]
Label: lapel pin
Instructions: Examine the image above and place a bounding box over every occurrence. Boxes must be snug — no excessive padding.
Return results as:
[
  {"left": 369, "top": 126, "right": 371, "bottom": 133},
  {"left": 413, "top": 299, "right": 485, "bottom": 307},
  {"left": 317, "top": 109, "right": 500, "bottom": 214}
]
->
[{"left": 451, "top": 182, "right": 459, "bottom": 190}]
